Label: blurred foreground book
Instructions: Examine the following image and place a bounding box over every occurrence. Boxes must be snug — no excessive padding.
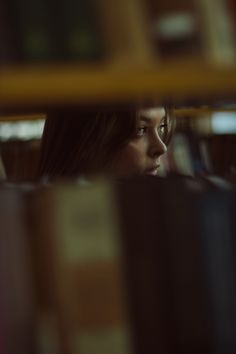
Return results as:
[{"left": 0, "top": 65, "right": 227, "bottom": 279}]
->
[
  {"left": 31, "top": 182, "right": 131, "bottom": 354},
  {"left": 0, "top": 184, "right": 36, "bottom": 354}
]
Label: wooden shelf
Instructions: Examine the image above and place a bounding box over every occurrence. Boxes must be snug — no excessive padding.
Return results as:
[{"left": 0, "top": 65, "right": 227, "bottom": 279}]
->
[
  {"left": 0, "top": 114, "right": 46, "bottom": 122},
  {"left": 0, "top": 62, "right": 236, "bottom": 108},
  {"left": 1, "top": 108, "right": 236, "bottom": 122}
]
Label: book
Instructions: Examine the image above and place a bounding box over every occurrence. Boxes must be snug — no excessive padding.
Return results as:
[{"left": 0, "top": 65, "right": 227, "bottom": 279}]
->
[
  {"left": 98, "top": 0, "right": 154, "bottom": 66},
  {"left": 116, "top": 176, "right": 176, "bottom": 354},
  {"left": 0, "top": 153, "right": 6, "bottom": 180},
  {"left": 0, "top": 1, "right": 19, "bottom": 63},
  {"left": 198, "top": 0, "right": 236, "bottom": 64},
  {"left": 0, "top": 139, "right": 41, "bottom": 182},
  {"left": 55, "top": 0, "right": 104, "bottom": 62},
  {"left": 145, "top": 0, "right": 204, "bottom": 60},
  {"left": 11, "top": 0, "right": 54, "bottom": 63},
  {"left": 0, "top": 185, "right": 36, "bottom": 354},
  {"left": 196, "top": 188, "right": 236, "bottom": 353},
  {"left": 32, "top": 181, "right": 131, "bottom": 354},
  {"left": 159, "top": 177, "right": 214, "bottom": 354}
]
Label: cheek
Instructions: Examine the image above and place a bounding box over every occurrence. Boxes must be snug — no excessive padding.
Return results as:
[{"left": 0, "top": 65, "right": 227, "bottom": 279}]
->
[{"left": 111, "top": 142, "right": 146, "bottom": 176}]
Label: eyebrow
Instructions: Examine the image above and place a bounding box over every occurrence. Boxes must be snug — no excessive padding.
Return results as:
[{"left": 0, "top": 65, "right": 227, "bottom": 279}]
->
[
  {"left": 139, "top": 113, "right": 167, "bottom": 123},
  {"left": 140, "top": 116, "right": 150, "bottom": 123}
]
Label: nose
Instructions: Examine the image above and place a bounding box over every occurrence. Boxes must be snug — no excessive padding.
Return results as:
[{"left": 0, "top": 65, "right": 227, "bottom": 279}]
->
[{"left": 148, "top": 131, "right": 167, "bottom": 158}]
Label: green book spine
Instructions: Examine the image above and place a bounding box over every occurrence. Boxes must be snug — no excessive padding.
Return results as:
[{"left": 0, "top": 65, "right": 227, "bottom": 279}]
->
[
  {"left": 12, "top": 0, "right": 54, "bottom": 63},
  {"left": 0, "top": 1, "right": 19, "bottom": 63},
  {"left": 56, "top": 0, "right": 104, "bottom": 61}
]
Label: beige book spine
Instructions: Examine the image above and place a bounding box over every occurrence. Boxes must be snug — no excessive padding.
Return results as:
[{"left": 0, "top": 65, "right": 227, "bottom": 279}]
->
[
  {"left": 34, "top": 182, "right": 132, "bottom": 354},
  {"left": 197, "top": 0, "right": 236, "bottom": 64},
  {"left": 98, "top": 0, "right": 155, "bottom": 67}
]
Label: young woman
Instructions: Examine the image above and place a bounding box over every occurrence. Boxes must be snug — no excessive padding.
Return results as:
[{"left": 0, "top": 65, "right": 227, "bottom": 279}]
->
[{"left": 38, "top": 106, "right": 175, "bottom": 180}]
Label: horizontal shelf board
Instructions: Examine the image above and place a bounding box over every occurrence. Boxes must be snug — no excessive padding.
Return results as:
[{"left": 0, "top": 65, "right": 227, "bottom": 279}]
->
[{"left": 0, "top": 63, "right": 236, "bottom": 107}]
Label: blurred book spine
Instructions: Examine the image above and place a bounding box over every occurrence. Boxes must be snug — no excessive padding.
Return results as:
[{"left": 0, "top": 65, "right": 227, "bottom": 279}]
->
[
  {"left": 145, "top": 0, "right": 204, "bottom": 60},
  {"left": 32, "top": 182, "right": 131, "bottom": 354},
  {"left": 198, "top": 190, "right": 236, "bottom": 352},
  {"left": 98, "top": 0, "right": 154, "bottom": 66},
  {"left": 0, "top": 1, "right": 18, "bottom": 63},
  {"left": 0, "top": 153, "right": 6, "bottom": 180},
  {"left": 11, "top": 0, "right": 54, "bottom": 63},
  {"left": 0, "top": 186, "right": 36, "bottom": 354},
  {"left": 198, "top": 0, "right": 236, "bottom": 64},
  {"left": 56, "top": 0, "right": 104, "bottom": 62}
]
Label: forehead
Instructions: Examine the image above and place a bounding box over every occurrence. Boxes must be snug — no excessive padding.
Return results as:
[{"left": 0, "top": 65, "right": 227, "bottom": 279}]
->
[{"left": 138, "top": 107, "right": 166, "bottom": 121}]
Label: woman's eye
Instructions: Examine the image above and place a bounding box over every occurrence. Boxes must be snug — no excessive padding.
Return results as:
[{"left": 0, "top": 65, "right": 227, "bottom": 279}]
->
[
  {"left": 158, "top": 123, "right": 168, "bottom": 140},
  {"left": 137, "top": 126, "right": 147, "bottom": 137}
]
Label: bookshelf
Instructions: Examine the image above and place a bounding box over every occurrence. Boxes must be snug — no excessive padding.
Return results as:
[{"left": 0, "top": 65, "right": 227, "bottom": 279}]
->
[
  {"left": 0, "top": 113, "right": 46, "bottom": 122},
  {"left": 1, "top": 0, "right": 236, "bottom": 110},
  {"left": 1, "top": 0, "right": 236, "bottom": 353}
]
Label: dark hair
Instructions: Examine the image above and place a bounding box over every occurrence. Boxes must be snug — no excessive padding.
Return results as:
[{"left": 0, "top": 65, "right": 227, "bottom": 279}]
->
[{"left": 38, "top": 107, "right": 175, "bottom": 179}]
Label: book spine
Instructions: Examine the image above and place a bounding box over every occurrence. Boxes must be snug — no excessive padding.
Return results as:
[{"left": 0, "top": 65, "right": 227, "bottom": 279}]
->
[
  {"left": 35, "top": 183, "right": 132, "bottom": 354},
  {"left": 0, "top": 154, "right": 6, "bottom": 180},
  {"left": 12, "top": 0, "right": 53, "bottom": 63},
  {"left": 197, "top": 0, "right": 236, "bottom": 64},
  {"left": 98, "top": 0, "right": 155, "bottom": 66},
  {"left": 0, "top": 1, "right": 19, "bottom": 63},
  {"left": 198, "top": 191, "right": 236, "bottom": 352},
  {"left": 145, "top": 0, "right": 204, "bottom": 60},
  {"left": 56, "top": 0, "right": 104, "bottom": 62},
  {"left": 162, "top": 179, "right": 214, "bottom": 353},
  {"left": 0, "top": 187, "right": 36, "bottom": 354},
  {"left": 117, "top": 177, "right": 179, "bottom": 353}
]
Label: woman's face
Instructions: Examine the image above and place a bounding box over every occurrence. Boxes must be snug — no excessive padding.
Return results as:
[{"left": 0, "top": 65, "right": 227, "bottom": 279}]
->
[{"left": 109, "top": 107, "right": 170, "bottom": 176}]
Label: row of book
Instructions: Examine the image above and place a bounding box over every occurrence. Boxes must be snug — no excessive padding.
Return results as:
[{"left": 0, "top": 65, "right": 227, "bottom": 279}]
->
[
  {"left": 0, "top": 0, "right": 236, "bottom": 65},
  {"left": 0, "top": 176, "right": 236, "bottom": 354},
  {"left": 0, "top": 139, "right": 40, "bottom": 182},
  {"left": 164, "top": 116, "right": 236, "bottom": 180},
  {"left": 0, "top": 0, "right": 103, "bottom": 64}
]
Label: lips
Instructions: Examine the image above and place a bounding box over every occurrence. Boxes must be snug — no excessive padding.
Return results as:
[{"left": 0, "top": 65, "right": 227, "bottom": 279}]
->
[{"left": 145, "top": 165, "right": 160, "bottom": 175}]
